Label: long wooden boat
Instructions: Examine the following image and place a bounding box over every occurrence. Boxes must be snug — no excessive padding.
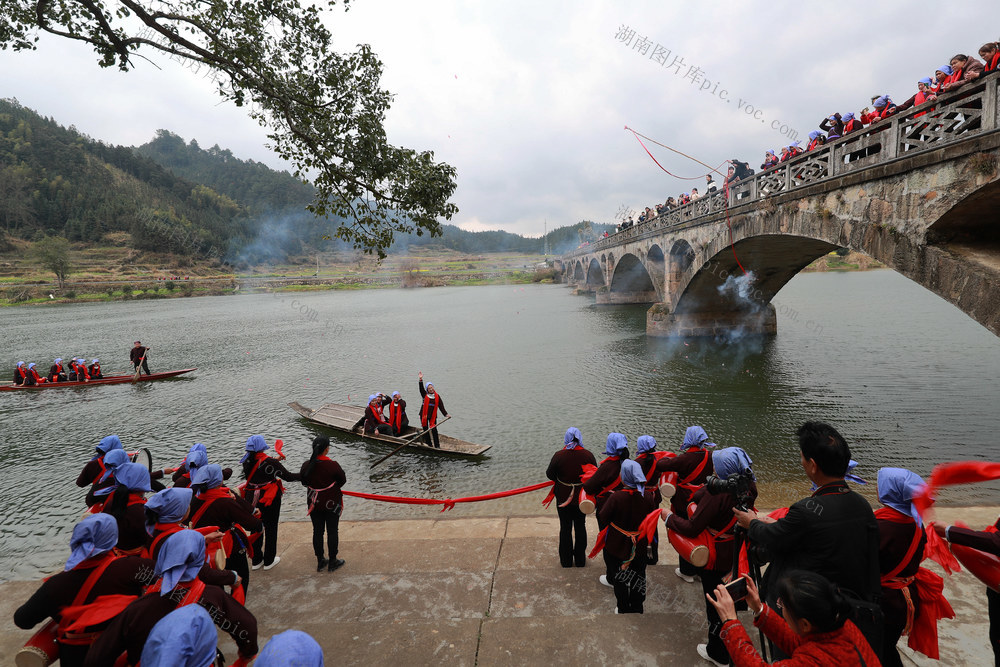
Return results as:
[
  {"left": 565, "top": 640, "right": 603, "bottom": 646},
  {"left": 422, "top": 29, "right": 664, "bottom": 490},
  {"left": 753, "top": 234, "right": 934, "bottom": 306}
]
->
[
  {"left": 0, "top": 368, "right": 197, "bottom": 391},
  {"left": 288, "top": 401, "right": 492, "bottom": 457}
]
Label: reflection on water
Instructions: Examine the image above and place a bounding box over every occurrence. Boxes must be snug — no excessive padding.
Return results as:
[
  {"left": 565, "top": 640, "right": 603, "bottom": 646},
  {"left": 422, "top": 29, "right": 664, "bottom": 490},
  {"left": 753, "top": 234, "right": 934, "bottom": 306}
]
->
[{"left": 2, "top": 271, "right": 999, "bottom": 580}]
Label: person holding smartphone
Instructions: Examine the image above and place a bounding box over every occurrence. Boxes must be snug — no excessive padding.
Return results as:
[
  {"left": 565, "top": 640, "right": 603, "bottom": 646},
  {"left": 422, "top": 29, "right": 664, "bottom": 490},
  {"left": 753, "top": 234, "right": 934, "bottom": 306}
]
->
[{"left": 709, "top": 570, "right": 879, "bottom": 666}]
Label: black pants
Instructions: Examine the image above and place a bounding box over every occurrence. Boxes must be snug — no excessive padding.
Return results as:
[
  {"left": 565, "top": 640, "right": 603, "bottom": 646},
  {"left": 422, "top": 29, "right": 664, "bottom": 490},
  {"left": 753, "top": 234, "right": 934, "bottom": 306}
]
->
[
  {"left": 252, "top": 496, "right": 281, "bottom": 566},
  {"left": 990, "top": 587, "right": 1000, "bottom": 667},
  {"left": 556, "top": 502, "right": 587, "bottom": 567},
  {"left": 605, "top": 551, "right": 647, "bottom": 613},
  {"left": 700, "top": 569, "right": 731, "bottom": 664},
  {"left": 133, "top": 359, "right": 151, "bottom": 375},
  {"left": 422, "top": 426, "right": 441, "bottom": 448},
  {"left": 881, "top": 586, "right": 916, "bottom": 667},
  {"left": 311, "top": 507, "right": 341, "bottom": 561},
  {"left": 57, "top": 642, "right": 89, "bottom": 667},
  {"left": 226, "top": 541, "right": 251, "bottom": 597}
]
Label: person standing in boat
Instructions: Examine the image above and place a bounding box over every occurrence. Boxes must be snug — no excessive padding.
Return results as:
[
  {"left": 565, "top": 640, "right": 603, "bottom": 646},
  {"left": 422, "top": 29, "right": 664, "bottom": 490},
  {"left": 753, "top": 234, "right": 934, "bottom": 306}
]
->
[
  {"left": 48, "top": 357, "right": 67, "bottom": 382},
  {"left": 130, "top": 340, "right": 151, "bottom": 376},
  {"left": 240, "top": 434, "right": 300, "bottom": 570},
  {"left": 388, "top": 391, "right": 409, "bottom": 436},
  {"left": 546, "top": 427, "right": 597, "bottom": 568},
  {"left": 300, "top": 436, "right": 347, "bottom": 573},
  {"left": 88, "top": 358, "right": 102, "bottom": 379},
  {"left": 418, "top": 372, "right": 449, "bottom": 448}
]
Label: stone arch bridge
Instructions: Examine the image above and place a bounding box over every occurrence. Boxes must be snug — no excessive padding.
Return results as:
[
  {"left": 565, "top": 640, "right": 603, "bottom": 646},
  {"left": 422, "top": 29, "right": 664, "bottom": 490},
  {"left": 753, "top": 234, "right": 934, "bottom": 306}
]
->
[{"left": 558, "top": 76, "right": 1000, "bottom": 337}]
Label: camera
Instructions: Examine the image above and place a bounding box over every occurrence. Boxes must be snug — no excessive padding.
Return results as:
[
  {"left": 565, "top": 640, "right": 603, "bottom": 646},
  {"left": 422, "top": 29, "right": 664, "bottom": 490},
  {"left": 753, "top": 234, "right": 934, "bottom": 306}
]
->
[{"left": 704, "top": 469, "right": 756, "bottom": 512}]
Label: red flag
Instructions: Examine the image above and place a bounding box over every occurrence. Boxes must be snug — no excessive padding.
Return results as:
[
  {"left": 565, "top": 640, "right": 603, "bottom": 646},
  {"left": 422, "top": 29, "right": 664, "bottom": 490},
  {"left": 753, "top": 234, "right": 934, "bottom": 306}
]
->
[{"left": 914, "top": 461, "right": 1000, "bottom": 518}]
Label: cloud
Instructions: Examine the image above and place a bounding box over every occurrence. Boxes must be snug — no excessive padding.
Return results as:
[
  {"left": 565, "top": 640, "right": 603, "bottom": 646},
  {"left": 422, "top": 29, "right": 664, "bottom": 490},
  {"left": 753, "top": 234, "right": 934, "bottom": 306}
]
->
[{"left": 5, "top": 1, "right": 999, "bottom": 239}]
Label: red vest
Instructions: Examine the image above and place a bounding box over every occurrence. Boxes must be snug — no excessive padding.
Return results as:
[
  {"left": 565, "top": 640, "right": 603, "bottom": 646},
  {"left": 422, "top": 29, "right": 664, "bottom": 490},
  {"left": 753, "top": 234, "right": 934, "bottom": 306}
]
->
[{"left": 421, "top": 393, "right": 440, "bottom": 428}]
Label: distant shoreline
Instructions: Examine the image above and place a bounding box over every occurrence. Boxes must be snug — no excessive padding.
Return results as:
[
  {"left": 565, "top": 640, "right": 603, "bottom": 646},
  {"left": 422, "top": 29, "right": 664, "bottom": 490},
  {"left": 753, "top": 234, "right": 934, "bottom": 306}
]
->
[{"left": 0, "top": 249, "right": 882, "bottom": 308}]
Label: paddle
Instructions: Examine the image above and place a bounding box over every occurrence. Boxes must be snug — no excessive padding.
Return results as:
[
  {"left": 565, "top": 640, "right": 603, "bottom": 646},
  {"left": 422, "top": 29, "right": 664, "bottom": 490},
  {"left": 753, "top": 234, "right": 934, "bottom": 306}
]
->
[
  {"left": 133, "top": 348, "right": 149, "bottom": 381},
  {"left": 370, "top": 415, "right": 453, "bottom": 469}
]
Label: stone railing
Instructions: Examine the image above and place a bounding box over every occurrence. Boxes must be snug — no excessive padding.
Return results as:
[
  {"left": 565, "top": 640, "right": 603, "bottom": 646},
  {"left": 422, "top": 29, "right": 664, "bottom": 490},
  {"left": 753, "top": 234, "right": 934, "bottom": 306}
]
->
[{"left": 565, "top": 74, "right": 1000, "bottom": 260}]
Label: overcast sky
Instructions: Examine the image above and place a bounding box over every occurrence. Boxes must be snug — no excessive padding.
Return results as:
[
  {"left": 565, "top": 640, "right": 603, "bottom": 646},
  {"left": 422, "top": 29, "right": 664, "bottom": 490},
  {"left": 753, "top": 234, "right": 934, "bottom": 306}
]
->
[{"left": 5, "top": 1, "right": 999, "bottom": 237}]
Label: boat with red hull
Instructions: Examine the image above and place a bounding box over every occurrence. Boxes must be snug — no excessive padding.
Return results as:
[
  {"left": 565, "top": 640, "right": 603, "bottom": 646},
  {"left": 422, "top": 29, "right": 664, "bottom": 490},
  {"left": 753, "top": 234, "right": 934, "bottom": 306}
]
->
[{"left": 1, "top": 368, "right": 197, "bottom": 391}]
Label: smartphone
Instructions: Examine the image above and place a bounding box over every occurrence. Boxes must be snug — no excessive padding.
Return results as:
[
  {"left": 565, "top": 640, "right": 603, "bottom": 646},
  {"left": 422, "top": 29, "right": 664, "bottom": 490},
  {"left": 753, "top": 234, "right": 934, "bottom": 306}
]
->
[{"left": 725, "top": 576, "right": 748, "bottom": 602}]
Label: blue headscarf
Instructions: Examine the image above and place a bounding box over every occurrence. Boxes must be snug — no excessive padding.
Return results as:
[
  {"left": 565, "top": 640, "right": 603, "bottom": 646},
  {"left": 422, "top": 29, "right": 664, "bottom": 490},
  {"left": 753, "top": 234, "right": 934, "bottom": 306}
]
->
[
  {"left": 873, "top": 95, "right": 892, "bottom": 109},
  {"left": 604, "top": 433, "right": 628, "bottom": 456},
  {"left": 94, "top": 434, "right": 123, "bottom": 458},
  {"left": 65, "top": 514, "right": 119, "bottom": 571},
  {"left": 367, "top": 394, "right": 376, "bottom": 402},
  {"left": 563, "top": 427, "right": 583, "bottom": 450},
  {"left": 878, "top": 467, "right": 926, "bottom": 526},
  {"left": 113, "top": 462, "right": 151, "bottom": 492},
  {"left": 256, "top": 630, "right": 324, "bottom": 667},
  {"left": 918, "top": 77, "right": 934, "bottom": 87},
  {"left": 936, "top": 65, "right": 953, "bottom": 76},
  {"left": 636, "top": 435, "right": 657, "bottom": 454},
  {"left": 28, "top": 362, "right": 36, "bottom": 370},
  {"left": 788, "top": 140, "right": 801, "bottom": 149},
  {"left": 712, "top": 447, "right": 754, "bottom": 481},
  {"left": 808, "top": 130, "right": 821, "bottom": 140},
  {"left": 681, "top": 426, "right": 716, "bottom": 451},
  {"left": 54, "top": 358, "right": 62, "bottom": 364},
  {"left": 141, "top": 605, "right": 218, "bottom": 667},
  {"left": 765, "top": 149, "right": 775, "bottom": 156},
  {"left": 145, "top": 487, "right": 193, "bottom": 534},
  {"left": 193, "top": 463, "right": 224, "bottom": 491},
  {"left": 185, "top": 447, "right": 208, "bottom": 472},
  {"left": 99, "top": 449, "right": 130, "bottom": 482},
  {"left": 842, "top": 112, "right": 855, "bottom": 122},
  {"left": 155, "top": 529, "right": 206, "bottom": 595},
  {"left": 620, "top": 459, "right": 646, "bottom": 494},
  {"left": 845, "top": 459, "right": 868, "bottom": 485},
  {"left": 241, "top": 434, "right": 268, "bottom": 464},
  {"left": 16, "top": 361, "right": 23, "bottom": 367},
  {"left": 392, "top": 391, "right": 400, "bottom": 398},
  {"left": 91, "top": 358, "right": 99, "bottom": 364}
]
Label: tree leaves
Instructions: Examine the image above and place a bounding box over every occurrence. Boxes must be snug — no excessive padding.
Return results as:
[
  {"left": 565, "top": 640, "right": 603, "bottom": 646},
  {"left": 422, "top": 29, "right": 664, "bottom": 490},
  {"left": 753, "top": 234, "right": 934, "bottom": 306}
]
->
[{"left": 1, "top": 0, "right": 458, "bottom": 257}]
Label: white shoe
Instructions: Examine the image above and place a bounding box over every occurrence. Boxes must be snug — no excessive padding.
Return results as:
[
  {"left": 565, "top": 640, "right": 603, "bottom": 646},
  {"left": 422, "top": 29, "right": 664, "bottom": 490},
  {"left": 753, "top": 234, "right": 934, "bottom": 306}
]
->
[
  {"left": 251, "top": 562, "right": 263, "bottom": 571},
  {"left": 263, "top": 556, "right": 281, "bottom": 570},
  {"left": 696, "top": 643, "right": 729, "bottom": 666},
  {"left": 675, "top": 567, "right": 697, "bottom": 584},
  {"left": 599, "top": 575, "right": 613, "bottom": 588},
  {"left": 614, "top": 608, "right": 619, "bottom": 614}
]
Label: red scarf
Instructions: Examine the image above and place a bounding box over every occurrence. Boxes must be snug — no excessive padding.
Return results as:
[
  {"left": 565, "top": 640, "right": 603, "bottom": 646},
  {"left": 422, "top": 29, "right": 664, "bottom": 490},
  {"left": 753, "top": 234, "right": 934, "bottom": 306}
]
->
[
  {"left": 191, "top": 487, "right": 232, "bottom": 526},
  {"left": 421, "top": 392, "right": 440, "bottom": 427},
  {"left": 389, "top": 400, "right": 404, "bottom": 431},
  {"left": 369, "top": 400, "right": 387, "bottom": 425}
]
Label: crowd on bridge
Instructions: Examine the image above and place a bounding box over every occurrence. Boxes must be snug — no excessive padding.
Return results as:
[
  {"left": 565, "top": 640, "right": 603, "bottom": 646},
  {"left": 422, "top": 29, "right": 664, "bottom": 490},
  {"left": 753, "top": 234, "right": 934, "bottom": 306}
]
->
[
  {"left": 547, "top": 420, "right": 1000, "bottom": 667},
  {"left": 612, "top": 36, "right": 1000, "bottom": 241}
]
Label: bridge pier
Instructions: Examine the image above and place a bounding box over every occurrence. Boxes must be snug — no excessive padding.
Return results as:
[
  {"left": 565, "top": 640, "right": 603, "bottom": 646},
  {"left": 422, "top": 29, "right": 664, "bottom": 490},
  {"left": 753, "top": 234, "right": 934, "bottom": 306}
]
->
[
  {"left": 647, "top": 303, "right": 777, "bottom": 338},
  {"left": 595, "top": 290, "right": 658, "bottom": 305}
]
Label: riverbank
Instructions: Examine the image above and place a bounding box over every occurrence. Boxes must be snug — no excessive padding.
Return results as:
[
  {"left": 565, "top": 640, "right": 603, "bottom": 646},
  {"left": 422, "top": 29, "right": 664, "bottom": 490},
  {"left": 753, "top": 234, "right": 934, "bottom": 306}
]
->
[
  {"left": 0, "top": 510, "right": 993, "bottom": 666},
  {"left": 0, "top": 246, "right": 558, "bottom": 307},
  {"left": 0, "top": 246, "right": 877, "bottom": 307}
]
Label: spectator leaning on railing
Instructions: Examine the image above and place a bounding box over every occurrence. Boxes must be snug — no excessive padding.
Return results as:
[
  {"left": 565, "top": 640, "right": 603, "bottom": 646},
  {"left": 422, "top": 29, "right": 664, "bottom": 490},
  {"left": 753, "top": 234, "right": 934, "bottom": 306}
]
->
[
  {"left": 982, "top": 41, "right": 1000, "bottom": 73},
  {"left": 941, "top": 53, "right": 985, "bottom": 92}
]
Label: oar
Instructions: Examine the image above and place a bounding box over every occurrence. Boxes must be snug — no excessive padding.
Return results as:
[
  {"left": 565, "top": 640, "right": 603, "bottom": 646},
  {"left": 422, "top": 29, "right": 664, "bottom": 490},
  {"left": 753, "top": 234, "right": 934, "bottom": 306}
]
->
[
  {"left": 370, "top": 416, "right": 453, "bottom": 469},
  {"left": 133, "top": 350, "right": 149, "bottom": 381}
]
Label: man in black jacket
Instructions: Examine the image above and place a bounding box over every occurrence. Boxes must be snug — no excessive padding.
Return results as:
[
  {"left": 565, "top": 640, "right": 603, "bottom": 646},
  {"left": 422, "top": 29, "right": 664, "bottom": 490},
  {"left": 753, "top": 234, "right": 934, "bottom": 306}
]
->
[{"left": 734, "top": 421, "right": 879, "bottom": 605}]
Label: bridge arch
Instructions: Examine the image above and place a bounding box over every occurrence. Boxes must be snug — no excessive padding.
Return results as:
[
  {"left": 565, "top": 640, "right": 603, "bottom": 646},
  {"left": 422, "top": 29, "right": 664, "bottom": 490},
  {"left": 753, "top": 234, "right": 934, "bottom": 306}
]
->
[
  {"left": 573, "top": 261, "right": 585, "bottom": 282},
  {"left": 586, "top": 257, "right": 605, "bottom": 288},
  {"left": 609, "top": 252, "right": 656, "bottom": 296},
  {"left": 668, "top": 239, "right": 696, "bottom": 300},
  {"left": 647, "top": 244, "right": 665, "bottom": 298}
]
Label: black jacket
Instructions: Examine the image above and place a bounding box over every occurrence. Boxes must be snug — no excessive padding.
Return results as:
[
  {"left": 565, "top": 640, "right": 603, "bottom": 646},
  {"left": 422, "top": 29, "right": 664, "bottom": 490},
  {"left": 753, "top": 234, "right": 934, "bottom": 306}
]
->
[{"left": 748, "top": 481, "right": 879, "bottom": 604}]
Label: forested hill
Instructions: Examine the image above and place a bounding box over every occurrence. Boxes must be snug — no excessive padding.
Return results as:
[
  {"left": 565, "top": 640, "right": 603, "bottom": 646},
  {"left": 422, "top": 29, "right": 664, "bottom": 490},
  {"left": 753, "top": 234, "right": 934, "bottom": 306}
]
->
[
  {"left": 0, "top": 97, "right": 254, "bottom": 256},
  {"left": 0, "top": 99, "right": 612, "bottom": 260}
]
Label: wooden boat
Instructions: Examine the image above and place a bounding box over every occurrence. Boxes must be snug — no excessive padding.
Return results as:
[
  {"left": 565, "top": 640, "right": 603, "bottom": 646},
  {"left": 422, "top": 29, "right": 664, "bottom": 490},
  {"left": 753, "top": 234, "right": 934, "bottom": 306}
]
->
[
  {"left": 288, "top": 402, "right": 492, "bottom": 457},
  {"left": 0, "top": 368, "right": 197, "bottom": 391}
]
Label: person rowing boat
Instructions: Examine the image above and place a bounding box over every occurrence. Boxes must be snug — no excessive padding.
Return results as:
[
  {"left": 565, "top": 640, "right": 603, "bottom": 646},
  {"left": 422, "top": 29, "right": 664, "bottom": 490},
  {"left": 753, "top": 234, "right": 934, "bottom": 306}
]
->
[{"left": 130, "top": 341, "right": 151, "bottom": 376}]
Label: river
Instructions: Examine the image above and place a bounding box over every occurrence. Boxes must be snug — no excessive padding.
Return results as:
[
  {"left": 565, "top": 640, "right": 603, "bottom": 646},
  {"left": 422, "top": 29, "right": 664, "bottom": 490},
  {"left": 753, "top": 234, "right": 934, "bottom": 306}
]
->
[{"left": 2, "top": 270, "right": 999, "bottom": 581}]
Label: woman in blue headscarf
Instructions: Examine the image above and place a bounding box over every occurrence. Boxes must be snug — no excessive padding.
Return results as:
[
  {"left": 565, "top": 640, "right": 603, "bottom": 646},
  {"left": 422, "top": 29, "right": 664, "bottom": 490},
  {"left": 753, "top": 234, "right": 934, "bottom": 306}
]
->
[
  {"left": 841, "top": 111, "right": 862, "bottom": 135},
  {"left": 85, "top": 529, "right": 259, "bottom": 666},
  {"left": 819, "top": 113, "right": 844, "bottom": 140},
  {"left": 256, "top": 630, "right": 324, "bottom": 666},
  {"left": 98, "top": 462, "right": 152, "bottom": 554},
  {"left": 14, "top": 514, "right": 152, "bottom": 667},
  {"left": 172, "top": 442, "right": 232, "bottom": 489},
  {"left": 546, "top": 427, "right": 597, "bottom": 568},
  {"left": 596, "top": 459, "right": 660, "bottom": 613},
  {"left": 806, "top": 130, "right": 826, "bottom": 151},
  {"left": 664, "top": 446, "right": 757, "bottom": 666},
  {"left": 84, "top": 448, "right": 129, "bottom": 509},
  {"left": 875, "top": 467, "right": 944, "bottom": 667},
  {"left": 140, "top": 605, "right": 218, "bottom": 667},
  {"left": 240, "top": 434, "right": 300, "bottom": 570},
  {"left": 653, "top": 425, "right": 717, "bottom": 583},
  {"left": 582, "top": 433, "right": 630, "bottom": 531},
  {"left": 76, "top": 435, "right": 124, "bottom": 488}
]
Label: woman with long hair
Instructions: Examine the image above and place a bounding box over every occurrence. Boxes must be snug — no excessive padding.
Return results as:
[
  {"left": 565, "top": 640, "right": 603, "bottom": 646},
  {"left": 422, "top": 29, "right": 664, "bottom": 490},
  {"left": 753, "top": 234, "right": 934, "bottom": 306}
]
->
[
  {"left": 709, "top": 570, "right": 880, "bottom": 666},
  {"left": 300, "top": 436, "right": 346, "bottom": 572}
]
